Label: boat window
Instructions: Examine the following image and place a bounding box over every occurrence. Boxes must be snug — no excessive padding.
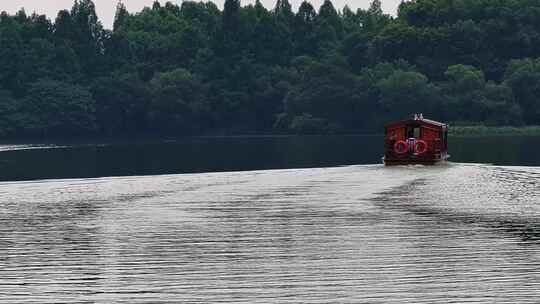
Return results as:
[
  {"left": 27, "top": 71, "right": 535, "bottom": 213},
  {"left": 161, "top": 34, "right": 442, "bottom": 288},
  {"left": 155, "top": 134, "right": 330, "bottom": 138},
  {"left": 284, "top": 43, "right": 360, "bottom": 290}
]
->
[
  {"left": 413, "top": 127, "right": 421, "bottom": 138},
  {"left": 407, "top": 126, "right": 421, "bottom": 138}
]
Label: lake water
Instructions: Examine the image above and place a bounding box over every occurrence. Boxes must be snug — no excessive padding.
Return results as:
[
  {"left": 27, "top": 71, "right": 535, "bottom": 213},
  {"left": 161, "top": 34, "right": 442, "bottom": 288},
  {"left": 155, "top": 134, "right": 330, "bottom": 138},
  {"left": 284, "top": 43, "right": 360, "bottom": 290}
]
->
[
  {"left": 0, "top": 136, "right": 539, "bottom": 303},
  {"left": 0, "top": 135, "right": 539, "bottom": 181}
]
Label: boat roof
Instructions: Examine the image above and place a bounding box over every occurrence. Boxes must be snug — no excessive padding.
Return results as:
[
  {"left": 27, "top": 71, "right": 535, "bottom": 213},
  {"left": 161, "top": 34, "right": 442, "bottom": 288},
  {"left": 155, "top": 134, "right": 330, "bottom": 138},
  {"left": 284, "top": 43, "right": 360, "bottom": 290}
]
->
[{"left": 385, "top": 116, "right": 448, "bottom": 128}]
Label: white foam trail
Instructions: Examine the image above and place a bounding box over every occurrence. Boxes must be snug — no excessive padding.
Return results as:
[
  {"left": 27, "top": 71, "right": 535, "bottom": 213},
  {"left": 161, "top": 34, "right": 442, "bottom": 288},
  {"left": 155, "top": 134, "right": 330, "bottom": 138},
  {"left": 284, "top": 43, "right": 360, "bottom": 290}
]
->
[{"left": 0, "top": 144, "right": 66, "bottom": 152}]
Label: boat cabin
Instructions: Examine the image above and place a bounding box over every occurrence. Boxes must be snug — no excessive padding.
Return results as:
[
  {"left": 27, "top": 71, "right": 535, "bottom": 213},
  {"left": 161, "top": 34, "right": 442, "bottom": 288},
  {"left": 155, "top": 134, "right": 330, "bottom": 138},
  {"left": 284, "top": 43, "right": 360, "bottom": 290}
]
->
[{"left": 384, "top": 114, "right": 449, "bottom": 165}]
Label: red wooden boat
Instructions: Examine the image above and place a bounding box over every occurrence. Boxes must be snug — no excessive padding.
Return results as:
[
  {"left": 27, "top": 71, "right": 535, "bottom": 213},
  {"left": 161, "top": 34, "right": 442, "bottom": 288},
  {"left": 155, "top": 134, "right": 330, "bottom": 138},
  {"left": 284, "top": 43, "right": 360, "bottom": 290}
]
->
[{"left": 383, "top": 114, "right": 449, "bottom": 165}]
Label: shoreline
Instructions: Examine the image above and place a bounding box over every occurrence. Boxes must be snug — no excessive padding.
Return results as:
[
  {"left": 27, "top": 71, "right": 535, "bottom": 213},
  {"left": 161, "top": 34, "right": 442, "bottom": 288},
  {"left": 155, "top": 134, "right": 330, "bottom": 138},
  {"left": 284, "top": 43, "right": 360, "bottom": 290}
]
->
[
  {"left": 449, "top": 126, "right": 540, "bottom": 137},
  {"left": 0, "top": 126, "right": 538, "bottom": 145}
]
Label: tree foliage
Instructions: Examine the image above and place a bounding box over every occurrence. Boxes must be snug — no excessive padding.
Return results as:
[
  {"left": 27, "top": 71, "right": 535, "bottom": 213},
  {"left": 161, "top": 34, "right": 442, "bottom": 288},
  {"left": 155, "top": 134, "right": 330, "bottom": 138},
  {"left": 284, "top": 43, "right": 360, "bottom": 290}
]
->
[
  {"left": 0, "top": 0, "right": 539, "bottom": 138},
  {"left": 19, "top": 79, "right": 97, "bottom": 136}
]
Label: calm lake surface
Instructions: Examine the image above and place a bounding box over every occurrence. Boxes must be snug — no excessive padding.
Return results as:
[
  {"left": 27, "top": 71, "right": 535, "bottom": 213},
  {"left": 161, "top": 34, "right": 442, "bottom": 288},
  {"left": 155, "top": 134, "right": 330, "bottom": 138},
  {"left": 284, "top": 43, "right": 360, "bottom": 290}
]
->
[
  {"left": 0, "top": 135, "right": 540, "bottom": 181},
  {"left": 0, "top": 135, "right": 539, "bottom": 303}
]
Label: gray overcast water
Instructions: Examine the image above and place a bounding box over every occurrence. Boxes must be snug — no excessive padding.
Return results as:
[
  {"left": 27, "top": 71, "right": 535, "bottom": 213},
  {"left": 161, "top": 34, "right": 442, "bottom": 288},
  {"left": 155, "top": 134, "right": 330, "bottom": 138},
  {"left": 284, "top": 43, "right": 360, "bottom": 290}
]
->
[{"left": 0, "top": 163, "right": 539, "bottom": 303}]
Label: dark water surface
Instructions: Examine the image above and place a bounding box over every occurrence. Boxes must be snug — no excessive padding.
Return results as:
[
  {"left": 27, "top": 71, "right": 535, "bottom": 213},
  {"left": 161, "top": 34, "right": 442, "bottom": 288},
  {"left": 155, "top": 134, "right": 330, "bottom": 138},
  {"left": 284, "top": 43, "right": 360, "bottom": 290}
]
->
[
  {"left": 0, "top": 136, "right": 539, "bottom": 303},
  {"left": 0, "top": 135, "right": 539, "bottom": 181}
]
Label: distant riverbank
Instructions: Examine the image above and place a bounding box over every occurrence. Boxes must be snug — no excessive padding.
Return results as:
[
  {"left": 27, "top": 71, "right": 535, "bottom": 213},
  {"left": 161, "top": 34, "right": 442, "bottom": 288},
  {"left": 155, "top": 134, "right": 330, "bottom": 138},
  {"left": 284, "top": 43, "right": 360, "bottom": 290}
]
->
[
  {"left": 449, "top": 125, "right": 540, "bottom": 136},
  {"left": 1, "top": 126, "right": 539, "bottom": 144}
]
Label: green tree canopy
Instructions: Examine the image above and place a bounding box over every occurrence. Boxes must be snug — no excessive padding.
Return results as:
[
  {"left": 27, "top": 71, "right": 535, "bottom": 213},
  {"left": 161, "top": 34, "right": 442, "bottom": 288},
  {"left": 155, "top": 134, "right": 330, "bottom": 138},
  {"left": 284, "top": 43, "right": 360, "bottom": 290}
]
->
[
  {"left": 19, "top": 79, "right": 97, "bottom": 136},
  {"left": 0, "top": 0, "right": 539, "bottom": 139}
]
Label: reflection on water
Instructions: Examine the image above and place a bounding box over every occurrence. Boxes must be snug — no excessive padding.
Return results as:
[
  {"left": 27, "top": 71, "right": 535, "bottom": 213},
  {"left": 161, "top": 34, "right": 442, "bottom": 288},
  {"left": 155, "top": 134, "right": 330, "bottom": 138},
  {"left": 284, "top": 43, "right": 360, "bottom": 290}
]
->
[{"left": 0, "top": 164, "right": 538, "bottom": 303}]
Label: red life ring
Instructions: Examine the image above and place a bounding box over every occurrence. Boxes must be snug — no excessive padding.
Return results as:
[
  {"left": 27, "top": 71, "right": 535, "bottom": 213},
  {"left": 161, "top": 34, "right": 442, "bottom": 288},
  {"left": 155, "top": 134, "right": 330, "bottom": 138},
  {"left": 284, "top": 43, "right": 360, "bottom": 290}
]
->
[
  {"left": 393, "top": 140, "right": 409, "bottom": 154},
  {"left": 414, "top": 139, "right": 428, "bottom": 155}
]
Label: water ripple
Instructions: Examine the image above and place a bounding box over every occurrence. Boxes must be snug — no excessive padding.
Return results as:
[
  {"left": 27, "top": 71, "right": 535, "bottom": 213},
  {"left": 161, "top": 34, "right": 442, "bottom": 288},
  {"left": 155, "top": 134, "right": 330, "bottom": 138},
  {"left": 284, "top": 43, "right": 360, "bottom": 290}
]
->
[{"left": 0, "top": 164, "right": 538, "bottom": 303}]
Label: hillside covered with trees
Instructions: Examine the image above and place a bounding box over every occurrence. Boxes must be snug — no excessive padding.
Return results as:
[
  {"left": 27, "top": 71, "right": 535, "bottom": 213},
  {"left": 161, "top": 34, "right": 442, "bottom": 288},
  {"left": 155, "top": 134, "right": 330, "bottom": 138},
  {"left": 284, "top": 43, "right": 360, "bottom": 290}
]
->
[{"left": 1, "top": 0, "right": 540, "bottom": 138}]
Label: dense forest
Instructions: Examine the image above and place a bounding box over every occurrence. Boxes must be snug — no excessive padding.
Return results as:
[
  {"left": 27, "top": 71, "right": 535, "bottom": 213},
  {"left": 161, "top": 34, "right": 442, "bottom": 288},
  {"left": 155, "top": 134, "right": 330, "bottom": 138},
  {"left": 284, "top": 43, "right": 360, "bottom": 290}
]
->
[{"left": 1, "top": 0, "right": 540, "bottom": 138}]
